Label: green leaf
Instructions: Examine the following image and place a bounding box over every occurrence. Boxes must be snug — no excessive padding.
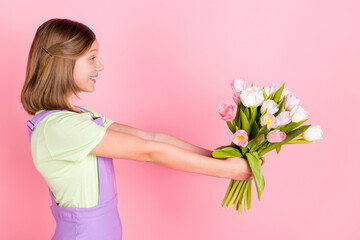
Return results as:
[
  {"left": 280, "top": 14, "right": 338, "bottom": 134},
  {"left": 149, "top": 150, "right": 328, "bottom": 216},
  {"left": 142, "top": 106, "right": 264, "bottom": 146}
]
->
[
  {"left": 214, "top": 144, "right": 233, "bottom": 150},
  {"left": 212, "top": 147, "right": 242, "bottom": 158},
  {"left": 273, "top": 83, "right": 285, "bottom": 103},
  {"left": 234, "top": 103, "right": 241, "bottom": 128},
  {"left": 237, "top": 104, "right": 242, "bottom": 130},
  {"left": 269, "top": 92, "right": 275, "bottom": 100},
  {"left": 240, "top": 108, "right": 251, "bottom": 135},
  {"left": 240, "top": 103, "right": 245, "bottom": 113},
  {"left": 255, "top": 142, "right": 268, "bottom": 154},
  {"left": 240, "top": 146, "right": 248, "bottom": 156},
  {"left": 279, "top": 119, "right": 308, "bottom": 133},
  {"left": 256, "top": 106, "right": 262, "bottom": 119},
  {"left": 244, "top": 107, "right": 250, "bottom": 120},
  {"left": 263, "top": 88, "right": 268, "bottom": 100},
  {"left": 227, "top": 121, "right": 236, "bottom": 133},
  {"left": 259, "top": 125, "right": 311, "bottom": 157},
  {"left": 250, "top": 107, "right": 257, "bottom": 130},
  {"left": 276, "top": 146, "right": 281, "bottom": 154},
  {"left": 255, "top": 134, "right": 266, "bottom": 145},
  {"left": 274, "top": 98, "right": 285, "bottom": 117},
  {"left": 250, "top": 120, "right": 259, "bottom": 140},
  {"left": 246, "top": 152, "right": 265, "bottom": 200},
  {"left": 287, "top": 139, "right": 313, "bottom": 144},
  {"left": 256, "top": 125, "right": 269, "bottom": 139}
]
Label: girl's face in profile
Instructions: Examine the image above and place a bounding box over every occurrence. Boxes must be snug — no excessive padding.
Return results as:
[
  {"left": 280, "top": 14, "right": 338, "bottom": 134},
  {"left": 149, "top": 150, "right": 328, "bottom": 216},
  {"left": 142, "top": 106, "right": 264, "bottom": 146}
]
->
[{"left": 73, "top": 40, "right": 104, "bottom": 93}]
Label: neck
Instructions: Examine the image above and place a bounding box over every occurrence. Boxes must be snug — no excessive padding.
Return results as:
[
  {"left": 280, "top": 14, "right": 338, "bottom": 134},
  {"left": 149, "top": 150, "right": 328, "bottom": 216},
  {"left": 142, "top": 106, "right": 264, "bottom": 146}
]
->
[{"left": 67, "top": 93, "right": 82, "bottom": 113}]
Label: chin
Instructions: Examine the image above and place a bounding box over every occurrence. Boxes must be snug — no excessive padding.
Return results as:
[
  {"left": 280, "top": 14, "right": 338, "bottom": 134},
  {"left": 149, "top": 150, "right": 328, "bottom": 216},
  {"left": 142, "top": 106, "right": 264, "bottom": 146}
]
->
[{"left": 81, "top": 88, "right": 95, "bottom": 93}]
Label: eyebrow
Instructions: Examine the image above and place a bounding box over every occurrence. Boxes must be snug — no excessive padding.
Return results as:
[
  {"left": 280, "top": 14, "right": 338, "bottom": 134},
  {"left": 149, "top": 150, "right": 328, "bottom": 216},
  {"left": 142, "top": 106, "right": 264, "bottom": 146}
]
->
[{"left": 89, "top": 49, "right": 98, "bottom": 53}]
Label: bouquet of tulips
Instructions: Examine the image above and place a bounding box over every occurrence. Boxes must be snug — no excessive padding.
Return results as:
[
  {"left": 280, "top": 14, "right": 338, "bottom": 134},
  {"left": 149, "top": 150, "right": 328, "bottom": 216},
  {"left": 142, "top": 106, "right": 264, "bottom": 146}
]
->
[{"left": 212, "top": 79, "right": 323, "bottom": 215}]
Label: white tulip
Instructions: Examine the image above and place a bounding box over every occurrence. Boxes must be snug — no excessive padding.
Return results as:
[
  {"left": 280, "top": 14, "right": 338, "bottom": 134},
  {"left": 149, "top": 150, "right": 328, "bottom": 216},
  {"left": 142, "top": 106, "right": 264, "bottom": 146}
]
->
[
  {"left": 264, "top": 83, "right": 278, "bottom": 96},
  {"left": 240, "top": 86, "right": 265, "bottom": 107},
  {"left": 290, "top": 105, "right": 308, "bottom": 122},
  {"left": 303, "top": 125, "right": 323, "bottom": 141},
  {"left": 281, "top": 88, "right": 291, "bottom": 100},
  {"left": 264, "top": 84, "right": 289, "bottom": 100}
]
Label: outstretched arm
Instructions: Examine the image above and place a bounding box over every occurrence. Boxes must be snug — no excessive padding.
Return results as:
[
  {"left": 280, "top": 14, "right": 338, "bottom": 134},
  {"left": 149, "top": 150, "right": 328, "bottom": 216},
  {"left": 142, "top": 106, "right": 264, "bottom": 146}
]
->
[
  {"left": 154, "top": 133, "right": 213, "bottom": 157},
  {"left": 90, "top": 129, "right": 253, "bottom": 181},
  {"left": 108, "top": 122, "right": 212, "bottom": 157}
]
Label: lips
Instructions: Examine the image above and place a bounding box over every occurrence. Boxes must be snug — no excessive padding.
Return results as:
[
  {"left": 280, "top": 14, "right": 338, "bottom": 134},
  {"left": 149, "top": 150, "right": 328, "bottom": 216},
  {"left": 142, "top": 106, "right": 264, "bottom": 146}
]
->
[{"left": 90, "top": 75, "right": 98, "bottom": 83}]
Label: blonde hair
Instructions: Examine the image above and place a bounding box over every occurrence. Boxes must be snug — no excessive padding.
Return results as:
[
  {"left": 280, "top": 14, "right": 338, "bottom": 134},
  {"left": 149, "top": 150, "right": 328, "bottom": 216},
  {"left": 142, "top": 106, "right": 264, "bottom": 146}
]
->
[{"left": 21, "top": 18, "right": 96, "bottom": 115}]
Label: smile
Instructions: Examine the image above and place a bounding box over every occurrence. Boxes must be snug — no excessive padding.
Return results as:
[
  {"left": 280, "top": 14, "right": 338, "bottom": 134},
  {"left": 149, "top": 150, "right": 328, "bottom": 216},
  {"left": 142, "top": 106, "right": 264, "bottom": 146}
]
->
[{"left": 90, "top": 75, "right": 98, "bottom": 83}]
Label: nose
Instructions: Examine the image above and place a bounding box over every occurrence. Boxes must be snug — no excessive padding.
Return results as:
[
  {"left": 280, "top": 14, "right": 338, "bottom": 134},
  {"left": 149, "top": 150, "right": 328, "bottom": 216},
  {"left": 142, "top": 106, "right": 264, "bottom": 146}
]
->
[{"left": 96, "top": 59, "right": 104, "bottom": 72}]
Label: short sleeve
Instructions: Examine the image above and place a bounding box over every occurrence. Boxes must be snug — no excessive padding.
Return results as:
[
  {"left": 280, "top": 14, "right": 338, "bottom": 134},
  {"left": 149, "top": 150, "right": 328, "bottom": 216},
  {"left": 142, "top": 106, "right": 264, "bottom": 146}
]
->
[
  {"left": 80, "top": 106, "right": 114, "bottom": 129},
  {"left": 44, "top": 112, "right": 106, "bottom": 161}
]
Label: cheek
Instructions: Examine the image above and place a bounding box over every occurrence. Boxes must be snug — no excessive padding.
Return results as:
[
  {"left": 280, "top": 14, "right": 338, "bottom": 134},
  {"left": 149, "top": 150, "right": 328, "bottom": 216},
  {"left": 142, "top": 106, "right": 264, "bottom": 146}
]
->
[{"left": 73, "top": 69, "right": 89, "bottom": 83}]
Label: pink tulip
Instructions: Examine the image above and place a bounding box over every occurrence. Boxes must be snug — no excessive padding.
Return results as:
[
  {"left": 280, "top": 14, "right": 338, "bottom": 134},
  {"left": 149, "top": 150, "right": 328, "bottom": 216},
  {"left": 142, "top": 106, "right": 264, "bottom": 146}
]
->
[
  {"left": 276, "top": 111, "right": 291, "bottom": 126},
  {"left": 260, "top": 100, "right": 278, "bottom": 114},
  {"left": 230, "top": 78, "right": 246, "bottom": 93},
  {"left": 232, "top": 92, "right": 241, "bottom": 104},
  {"left": 219, "top": 103, "right": 236, "bottom": 121},
  {"left": 233, "top": 130, "right": 249, "bottom": 147},
  {"left": 261, "top": 113, "right": 280, "bottom": 130},
  {"left": 267, "top": 130, "right": 286, "bottom": 143},
  {"left": 284, "top": 92, "right": 300, "bottom": 111}
]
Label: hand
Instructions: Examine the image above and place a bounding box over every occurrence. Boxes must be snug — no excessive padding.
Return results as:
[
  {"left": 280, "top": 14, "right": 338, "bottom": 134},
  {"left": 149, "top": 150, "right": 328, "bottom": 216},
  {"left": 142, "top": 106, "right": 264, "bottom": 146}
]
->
[{"left": 224, "top": 157, "right": 263, "bottom": 181}]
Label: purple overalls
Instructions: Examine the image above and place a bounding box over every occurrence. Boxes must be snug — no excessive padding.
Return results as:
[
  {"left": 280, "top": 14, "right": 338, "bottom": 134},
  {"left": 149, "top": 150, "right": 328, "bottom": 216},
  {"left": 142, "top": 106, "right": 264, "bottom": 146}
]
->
[{"left": 27, "top": 106, "right": 122, "bottom": 240}]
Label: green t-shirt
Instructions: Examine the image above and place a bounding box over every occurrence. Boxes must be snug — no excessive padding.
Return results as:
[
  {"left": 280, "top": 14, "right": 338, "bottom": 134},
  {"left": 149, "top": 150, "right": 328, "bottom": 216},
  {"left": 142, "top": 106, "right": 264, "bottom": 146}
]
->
[{"left": 31, "top": 106, "right": 114, "bottom": 208}]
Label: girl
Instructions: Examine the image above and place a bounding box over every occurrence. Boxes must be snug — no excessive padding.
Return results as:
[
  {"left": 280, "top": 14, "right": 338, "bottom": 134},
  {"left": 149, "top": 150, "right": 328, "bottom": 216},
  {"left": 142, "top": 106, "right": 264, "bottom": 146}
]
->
[{"left": 21, "top": 18, "right": 254, "bottom": 240}]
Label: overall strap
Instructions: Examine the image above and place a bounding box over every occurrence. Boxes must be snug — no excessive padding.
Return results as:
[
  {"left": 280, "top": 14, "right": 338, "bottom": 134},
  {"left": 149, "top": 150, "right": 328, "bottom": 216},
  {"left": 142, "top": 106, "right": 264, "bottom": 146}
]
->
[
  {"left": 27, "top": 110, "right": 65, "bottom": 131},
  {"left": 27, "top": 110, "right": 66, "bottom": 142},
  {"left": 74, "top": 105, "right": 92, "bottom": 113},
  {"left": 75, "top": 105, "right": 100, "bottom": 120},
  {"left": 27, "top": 106, "right": 91, "bottom": 132}
]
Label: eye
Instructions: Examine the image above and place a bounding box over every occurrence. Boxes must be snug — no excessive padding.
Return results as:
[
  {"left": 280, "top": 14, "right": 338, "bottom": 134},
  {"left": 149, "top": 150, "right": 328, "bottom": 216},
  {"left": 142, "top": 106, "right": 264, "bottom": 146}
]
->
[{"left": 90, "top": 56, "right": 96, "bottom": 61}]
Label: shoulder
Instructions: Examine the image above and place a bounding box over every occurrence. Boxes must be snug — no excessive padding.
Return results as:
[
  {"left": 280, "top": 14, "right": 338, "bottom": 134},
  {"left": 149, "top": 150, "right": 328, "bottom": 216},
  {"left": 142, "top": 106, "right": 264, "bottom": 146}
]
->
[{"left": 79, "top": 106, "right": 115, "bottom": 129}]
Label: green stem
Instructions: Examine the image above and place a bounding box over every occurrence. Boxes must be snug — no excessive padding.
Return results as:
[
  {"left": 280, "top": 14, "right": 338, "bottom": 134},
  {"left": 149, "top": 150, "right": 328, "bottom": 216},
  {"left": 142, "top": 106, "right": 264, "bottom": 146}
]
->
[
  {"left": 235, "top": 191, "right": 242, "bottom": 211},
  {"left": 246, "top": 181, "right": 252, "bottom": 211},
  {"left": 227, "top": 181, "right": 244, "bottom": 209},
  {"left": 221, "top": 179, "right": 234, "bottom": 207},
  {"left": 240, "top": 181, "right": 250, "bottom": 206},
  {"left": 236, "top": 181, "right": 247, "bottom": 214},
  {"left": 223, "top": 180, "right": 240, "bottom": 207},
  {"left": 240, "top": 181, "right": 251, "bottom": 215},
  {"left": 234, "top": 185, "right": 243, "bottom": 210}
]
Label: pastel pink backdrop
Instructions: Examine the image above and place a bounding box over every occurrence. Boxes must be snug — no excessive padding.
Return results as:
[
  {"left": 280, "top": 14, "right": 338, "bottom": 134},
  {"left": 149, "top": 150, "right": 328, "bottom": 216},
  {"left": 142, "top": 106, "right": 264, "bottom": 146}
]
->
[{"left": 1, "top": 0, "right": 359, "bottom": 239}]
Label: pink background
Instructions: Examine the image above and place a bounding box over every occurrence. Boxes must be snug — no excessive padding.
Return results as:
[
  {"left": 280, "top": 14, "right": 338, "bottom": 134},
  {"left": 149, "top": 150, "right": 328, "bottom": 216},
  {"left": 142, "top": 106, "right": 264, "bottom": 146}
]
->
[{"left": 1, "top": 0, "right": 359, "bottom": 239}]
